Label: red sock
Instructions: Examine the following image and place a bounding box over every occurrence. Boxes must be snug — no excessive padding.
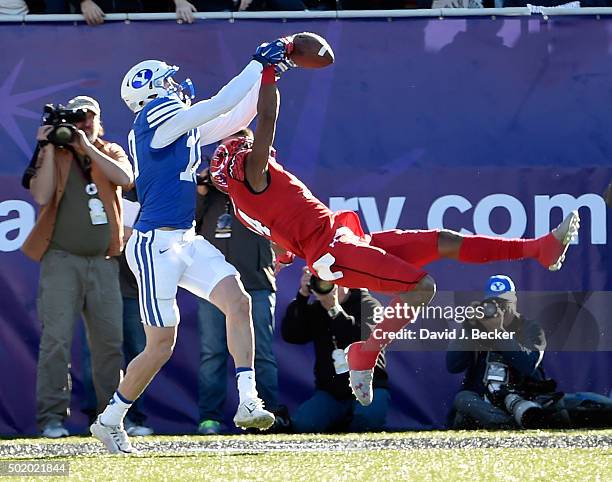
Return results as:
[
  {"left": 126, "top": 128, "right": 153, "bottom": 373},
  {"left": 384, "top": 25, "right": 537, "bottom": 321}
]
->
[
  {"left": 458, "top": 235, "right": 542, "bottom": 263},
  {"left": 349, "top": 298, "right": 415, "bottom": 369}
]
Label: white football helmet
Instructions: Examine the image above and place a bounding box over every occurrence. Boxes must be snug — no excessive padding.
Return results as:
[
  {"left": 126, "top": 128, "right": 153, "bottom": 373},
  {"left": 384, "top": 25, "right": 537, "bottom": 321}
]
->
[{"left": 120, "top": 60, "right": 195, "bottom": 113}]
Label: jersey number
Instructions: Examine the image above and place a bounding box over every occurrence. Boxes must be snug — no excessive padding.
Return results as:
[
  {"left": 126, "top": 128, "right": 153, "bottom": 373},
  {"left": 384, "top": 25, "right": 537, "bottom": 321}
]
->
[
  {"left": 127, "top": 130, "right": 139, "bottom": 179},
  {"left": 128, "top": 129, "right": 200, "bottom": 182},
  {"left": 179, "top": 129, "right": 201, "bottom": 182},
  {"left": 235, "top": 206, "right": 271, "bottom": 237}
]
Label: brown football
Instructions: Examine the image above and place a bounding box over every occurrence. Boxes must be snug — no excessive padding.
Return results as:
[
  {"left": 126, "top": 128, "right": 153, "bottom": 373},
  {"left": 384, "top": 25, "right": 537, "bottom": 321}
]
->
[{"left": 289, "top": 32, "right": 335, "bottom": 69}]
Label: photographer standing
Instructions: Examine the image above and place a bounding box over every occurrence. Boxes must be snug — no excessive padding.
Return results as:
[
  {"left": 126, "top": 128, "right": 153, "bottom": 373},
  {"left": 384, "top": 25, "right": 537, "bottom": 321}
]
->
[
  {"left": 281, "top": 267, "right": 389, "bottom": 433},
  {"left": 22, "top": 96, "right": 133, "bottom": 437}
]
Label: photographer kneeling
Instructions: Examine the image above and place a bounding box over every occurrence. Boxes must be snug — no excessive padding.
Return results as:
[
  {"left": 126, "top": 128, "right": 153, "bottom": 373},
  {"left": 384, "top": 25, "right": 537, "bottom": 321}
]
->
[
  {"left": 281, "top": 267, "right": 389, "bottom": 433},
  {"left": 447, "top": 275, "right": 557, "bottom": 430},
  {"left": 22, "top": 97, "right": 133, "bottom": 437}
]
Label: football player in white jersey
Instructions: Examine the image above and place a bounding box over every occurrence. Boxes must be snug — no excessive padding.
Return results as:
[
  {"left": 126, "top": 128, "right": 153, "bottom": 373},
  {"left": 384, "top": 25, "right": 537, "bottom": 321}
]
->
[{"left": 90, "top": 39, "right": 294, "bottom": 454}]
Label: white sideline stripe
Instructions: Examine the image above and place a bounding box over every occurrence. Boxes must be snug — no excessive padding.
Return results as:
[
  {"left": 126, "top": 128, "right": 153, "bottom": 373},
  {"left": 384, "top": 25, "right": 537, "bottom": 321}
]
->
[{"left": 20, "top": 8, "right": 612, "bottom": 23}]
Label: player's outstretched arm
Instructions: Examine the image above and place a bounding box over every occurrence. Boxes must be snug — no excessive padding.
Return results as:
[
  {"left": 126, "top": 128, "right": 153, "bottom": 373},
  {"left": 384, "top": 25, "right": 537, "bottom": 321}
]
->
[
  {"left": 152, "top": 61, "right": 263, "bottom": 149},
  {"left": 245, "top": 67, "right": 279, "bottom": 192},
  {"left": 198, "top": 78, "right": 260, "bottom": 146}
]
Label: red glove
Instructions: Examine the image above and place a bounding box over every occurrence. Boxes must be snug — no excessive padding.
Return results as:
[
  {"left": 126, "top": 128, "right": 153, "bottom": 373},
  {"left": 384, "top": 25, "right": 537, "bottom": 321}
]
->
[{"left": 274, "top": 250, "right": 296, "bottom": 274}]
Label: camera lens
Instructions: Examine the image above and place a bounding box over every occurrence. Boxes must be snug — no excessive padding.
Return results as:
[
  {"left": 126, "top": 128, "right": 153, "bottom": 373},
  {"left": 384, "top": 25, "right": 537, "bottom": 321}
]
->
[
  {"left": 309, "top": 276, "right": 334, "bottom": 295},
  {"left": 53, "top": 125, "right": 75, "bottom": 145},
  {"left": 482, "top": 300, "right": 498, "bottom": 318}
]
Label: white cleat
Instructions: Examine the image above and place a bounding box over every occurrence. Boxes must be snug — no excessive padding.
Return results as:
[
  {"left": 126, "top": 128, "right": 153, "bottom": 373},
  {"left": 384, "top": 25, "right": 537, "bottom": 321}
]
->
[
  {"left": 233, "top": 398, "right": 275, "bottom": 431},
  {"left": 548, "top": 210, "right": 580, "bottom": 271},
  {"left": 345, "top": 341, "right": 376, "bottom": 406},
  {"left": 348, "top": 368, "right": 374, "bottom": 406},
  {"left": 90, "top": 416, "right": 139, "bottom": 454}
]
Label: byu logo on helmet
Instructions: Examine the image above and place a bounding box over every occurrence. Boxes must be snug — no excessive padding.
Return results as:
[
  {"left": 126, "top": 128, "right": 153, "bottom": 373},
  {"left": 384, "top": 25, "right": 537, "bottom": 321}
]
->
[{"left": 132, "top": 69, "right": 153, "bottom": 89}]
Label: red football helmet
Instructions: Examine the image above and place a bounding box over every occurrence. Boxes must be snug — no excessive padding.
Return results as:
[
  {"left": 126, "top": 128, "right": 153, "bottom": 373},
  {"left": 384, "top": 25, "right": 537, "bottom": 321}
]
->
[{"left": 209, "top": 136, "right": 252, "bottom": 194}]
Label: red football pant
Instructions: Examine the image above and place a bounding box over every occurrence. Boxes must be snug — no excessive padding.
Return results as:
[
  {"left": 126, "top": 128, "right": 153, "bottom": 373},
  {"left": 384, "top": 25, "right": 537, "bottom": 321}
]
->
[{"left": 308, "top": 229, "right": 439, "bottom": 294}]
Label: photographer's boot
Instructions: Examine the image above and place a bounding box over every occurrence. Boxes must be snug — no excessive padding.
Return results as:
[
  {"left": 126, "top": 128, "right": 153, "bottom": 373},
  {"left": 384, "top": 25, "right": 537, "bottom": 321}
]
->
[{"left": 537, "top": 210, "right": 580, "bottom": 271}]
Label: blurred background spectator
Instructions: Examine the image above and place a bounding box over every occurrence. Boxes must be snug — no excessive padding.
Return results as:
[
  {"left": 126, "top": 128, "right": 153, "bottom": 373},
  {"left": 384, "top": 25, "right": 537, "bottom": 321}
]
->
[{"left": 194, "top": 131, "right": 279, "bottom": 435}]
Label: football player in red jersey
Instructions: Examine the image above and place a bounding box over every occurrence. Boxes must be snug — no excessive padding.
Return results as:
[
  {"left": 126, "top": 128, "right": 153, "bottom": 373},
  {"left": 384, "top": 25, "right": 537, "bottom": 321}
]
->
[{"left": 210, "top": 65, "right": 580, "bottom": 407}]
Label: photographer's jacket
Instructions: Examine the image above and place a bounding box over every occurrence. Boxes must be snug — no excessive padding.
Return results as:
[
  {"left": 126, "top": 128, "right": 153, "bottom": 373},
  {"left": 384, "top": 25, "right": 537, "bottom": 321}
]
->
[
  {"left": 22, "top": 140, "right": 131, "bottom": 261},
  {"left": 281, "top": 289, "right": 388, "bottom": 400},
  {"left": 446, "top": 315, "right": 546, "bottom": 395}
]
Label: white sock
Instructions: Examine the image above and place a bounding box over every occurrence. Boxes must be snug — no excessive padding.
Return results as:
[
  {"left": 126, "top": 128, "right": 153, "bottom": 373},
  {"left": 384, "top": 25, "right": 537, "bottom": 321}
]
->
[
  {"left": 100, "top": 391, "right": 133, "bottom": 426},
  {"left": 236, "top": 369, "right": 258, "bottom": 403}
]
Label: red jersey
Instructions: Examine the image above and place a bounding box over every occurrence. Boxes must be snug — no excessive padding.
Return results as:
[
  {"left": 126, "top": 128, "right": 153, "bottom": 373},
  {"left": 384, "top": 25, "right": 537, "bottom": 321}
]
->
[{"left": 227, "top": 154, "right": 334, "bottom": 260}]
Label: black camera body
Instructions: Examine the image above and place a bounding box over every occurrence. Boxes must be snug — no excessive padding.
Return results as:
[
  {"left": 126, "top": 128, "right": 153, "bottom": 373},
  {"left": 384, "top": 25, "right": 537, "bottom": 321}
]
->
[
  {"left": 309, "top": 275, "right": 335, "bottom": 295},
  {"left": 42, "top": 104, "right": 87, "bottom": 147}
]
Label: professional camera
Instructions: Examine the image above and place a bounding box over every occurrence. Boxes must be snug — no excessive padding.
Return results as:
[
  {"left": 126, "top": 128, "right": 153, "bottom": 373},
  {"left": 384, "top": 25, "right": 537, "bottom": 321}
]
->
[
  {"left": 484, "top": 352, "right": 544, "bottom": 428},
  {"left": 42, "top": 104, "right": 87, "bottom": 147},
  {"left": 479, "top": 299, "right": 503, "bottom": 319},
  {"left": 309, "top": 275, "right": 335, "bottom": 295}
]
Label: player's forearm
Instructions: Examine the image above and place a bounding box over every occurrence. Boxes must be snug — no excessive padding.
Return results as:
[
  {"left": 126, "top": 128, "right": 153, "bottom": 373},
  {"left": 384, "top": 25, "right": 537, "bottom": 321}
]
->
[
  {"left": 246, "top": 82, "right": 279, "bottom": 183},
  {"left": 153, "top": 61, "right": 262, "bottom": 148},
  {"left": 198, "top": 79, "right": 260, "bottom": 146},
  {"left": 257, "top": 78, "right": 279, "bottom": 123}
]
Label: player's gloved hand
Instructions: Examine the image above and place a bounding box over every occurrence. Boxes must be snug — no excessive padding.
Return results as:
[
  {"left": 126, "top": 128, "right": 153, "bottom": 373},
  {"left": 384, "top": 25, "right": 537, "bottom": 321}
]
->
[
  {"left": 253, "top": 37, "right": 296, "bottom": 75},
  {"left": 274, "top": 250, "right": 295, "bottom": 274}
]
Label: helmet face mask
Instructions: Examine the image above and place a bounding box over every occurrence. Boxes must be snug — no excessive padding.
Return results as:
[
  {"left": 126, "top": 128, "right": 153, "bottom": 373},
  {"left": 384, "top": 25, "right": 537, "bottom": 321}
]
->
[
  {"left": 163, "top": 77, "right": 195, "bottom": 106},
  {"left": 121, "top": 60, "right": 196, "bottom": 113},
  {"left": 210, "top": 137, "right": 253, "bottom": 193}
]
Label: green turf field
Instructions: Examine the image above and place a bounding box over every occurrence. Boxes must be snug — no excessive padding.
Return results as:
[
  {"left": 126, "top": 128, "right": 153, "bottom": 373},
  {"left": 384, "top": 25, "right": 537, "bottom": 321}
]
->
[{"left": 1, "top": 430, "right": 610, "bottom": 481}]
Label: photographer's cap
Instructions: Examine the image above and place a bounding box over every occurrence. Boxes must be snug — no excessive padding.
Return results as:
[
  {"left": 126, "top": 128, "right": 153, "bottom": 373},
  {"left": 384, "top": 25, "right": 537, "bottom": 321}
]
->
[
  {"left": 66, "top": 96, "right": 100, "bottom": 116},
  {"left": 484, "top": 274, "right": 516, "bottom": 301}
]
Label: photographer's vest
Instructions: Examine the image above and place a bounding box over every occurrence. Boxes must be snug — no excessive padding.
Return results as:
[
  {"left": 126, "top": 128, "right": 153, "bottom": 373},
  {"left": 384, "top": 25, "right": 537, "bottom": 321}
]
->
[{"left": 22, "top": 139, "right": 130, "bottom": 262}]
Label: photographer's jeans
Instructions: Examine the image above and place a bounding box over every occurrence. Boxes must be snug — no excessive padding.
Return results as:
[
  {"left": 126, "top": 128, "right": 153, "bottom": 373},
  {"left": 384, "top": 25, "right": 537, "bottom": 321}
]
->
[
  {"left": 36, "top": 250, "right": 123, "bottom": 431},
  {"left": 197, "top": 290, "right": 278, "bottom": 424},
  {"left": 452, "top": 390, "right": 515, "bottom": 429},
  {"left": 291, "top": 389, "right": 390, "bottom": 433}
]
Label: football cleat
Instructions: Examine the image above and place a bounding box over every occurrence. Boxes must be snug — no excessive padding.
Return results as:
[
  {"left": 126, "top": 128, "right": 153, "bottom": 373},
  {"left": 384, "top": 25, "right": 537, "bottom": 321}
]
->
[
  {"left": 233, "top": 398, "right": 275, "bottom": 431},
  {"left": 90, "top": 416, "right": 139, "bottom": 454},
  {"left": 538, "top": 210, "right": 580, "bottom": 271},
  {"left": 345, "top": 342, "right": 375, "bottom": 406}
]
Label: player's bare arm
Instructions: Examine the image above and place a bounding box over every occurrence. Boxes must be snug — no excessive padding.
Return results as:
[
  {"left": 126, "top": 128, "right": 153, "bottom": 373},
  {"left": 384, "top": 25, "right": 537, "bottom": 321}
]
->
[{"left": 245, "top": 70, "right": 279, "bottom": 192}]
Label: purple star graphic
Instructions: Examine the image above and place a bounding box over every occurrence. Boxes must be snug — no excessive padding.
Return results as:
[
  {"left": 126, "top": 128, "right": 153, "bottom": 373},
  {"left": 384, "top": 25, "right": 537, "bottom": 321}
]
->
[{"left": 0, "top": 60, "right": 87, "bottom": 161}]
